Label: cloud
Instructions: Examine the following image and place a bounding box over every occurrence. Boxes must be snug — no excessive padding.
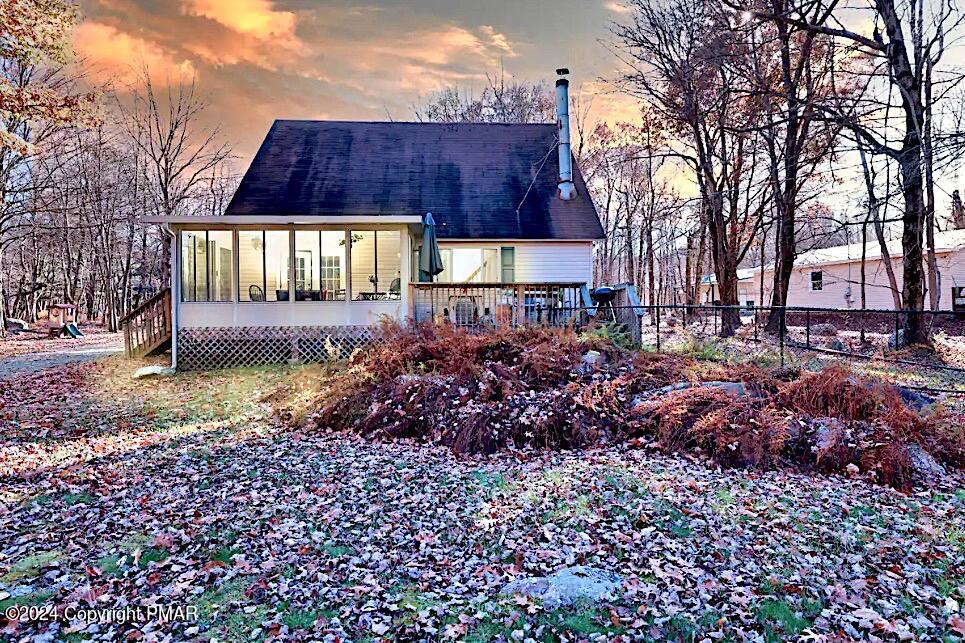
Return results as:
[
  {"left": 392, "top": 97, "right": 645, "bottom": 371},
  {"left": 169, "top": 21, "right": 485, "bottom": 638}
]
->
[
  {"left": 308, "top": 21, "right": 519, "bottom": 97},
  {"left": 179, "top": 0, "right": 304, "bottom": 69},
  {"left": 182, "top": 0, "right": 297, "bottom": 41},
  {"left": 73, "top": 0, "right": 531, "bottom": 158},
  {"left": 604, "top": 1, "right": 631, "bottom": 14},
  {"left": 73, "top": 22, "right": 196, "bottom": 86}
]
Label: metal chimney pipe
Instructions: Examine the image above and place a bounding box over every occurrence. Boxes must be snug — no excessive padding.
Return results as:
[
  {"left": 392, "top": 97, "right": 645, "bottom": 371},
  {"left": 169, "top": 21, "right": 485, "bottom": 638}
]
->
[{"left": 555, "top": 67, "right": 576, "bottom": 201}]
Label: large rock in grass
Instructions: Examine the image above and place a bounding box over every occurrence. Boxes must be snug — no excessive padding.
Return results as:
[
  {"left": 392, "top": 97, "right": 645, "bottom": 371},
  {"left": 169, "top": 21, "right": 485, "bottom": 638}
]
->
[
  {"left": 906, "top": 443, "right": 946, "bottom": 487},
  {"left": 632, "top": 380, "right": 757, "bottom": 408},
  {"left": 133, "top": 365, "right": 176, "bottom": 379},
  {"left": 501, "top": 566, "right": 623, "bottom": 609}
]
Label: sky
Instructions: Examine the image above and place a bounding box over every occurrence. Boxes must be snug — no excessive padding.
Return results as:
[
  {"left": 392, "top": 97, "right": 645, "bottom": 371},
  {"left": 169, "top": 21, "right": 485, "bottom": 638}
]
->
[{"left": 73, "top": 0, "right": 640, "bottom": 166}]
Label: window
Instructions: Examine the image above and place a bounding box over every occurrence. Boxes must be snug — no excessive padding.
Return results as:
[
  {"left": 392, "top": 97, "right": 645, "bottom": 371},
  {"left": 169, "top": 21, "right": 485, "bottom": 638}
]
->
[
  {"left": 180, "top": 230, "right": 232, "bottom": 302},
  {"left": 810, "top": 271, "right": 823, "bottom": 292},
  {"left": 437, "top": 247, "right": 500, "bottom": 283},
  {"left": 350, "top": 230, "right": 401, "bottom": 300},
  {"left": 294, "top": 231, "right": 346, "bottom": 301},
  {"left": 239, "top": 230, "right": 290, "bottom": 301}
]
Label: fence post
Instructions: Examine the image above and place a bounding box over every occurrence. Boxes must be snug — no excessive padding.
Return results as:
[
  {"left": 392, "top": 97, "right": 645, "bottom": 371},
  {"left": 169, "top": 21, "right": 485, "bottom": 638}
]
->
[
  {"left": 754, "top": 307, "right": 759, "bottom": 343},
  {"left": 805, "top": 309, "right": 811, "bottom": 349},
  {"left": 779, "top": 307, "right": 785, "bottom": 368},
  {"left": 894, "top": 309, "right": 900, "bottom": 351},
  {"left": 713, "top": 306, "right": 718, "bottom": 336},
  {"left": 656, "top": 305, "right": 661, "bottom": 352}
]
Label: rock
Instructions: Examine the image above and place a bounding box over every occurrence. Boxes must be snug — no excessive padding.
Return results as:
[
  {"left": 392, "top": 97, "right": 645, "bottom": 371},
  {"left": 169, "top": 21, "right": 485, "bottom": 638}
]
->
[
  {"left": 906, "top": 443, "right": 946, "bottom": 486},
  {"left": 893, "top": 386, "right": 935, "bottom": 412},
  {"left": 812, "top": 323, "right": 838, "bottom": 336},
  {"left": 579, "top": 350, "right": 606, "bottom": 374},
  {"left": 133, "top": 365, "right": 176, "bottom": 379},
  {"left": 889, "top": 329, "right": 906, "bottom": 350},
  {"left": 501, "top": 566, "right": 623, "bottom": 609},
  {"left": 827, "top": 338, "right": 846, "bottom": 352},
  {"left": 810, "top": 417, "right": 855, "bottom": 472},
  {"left": 631, "top": 380, "right": 757, "bottom": 408}
]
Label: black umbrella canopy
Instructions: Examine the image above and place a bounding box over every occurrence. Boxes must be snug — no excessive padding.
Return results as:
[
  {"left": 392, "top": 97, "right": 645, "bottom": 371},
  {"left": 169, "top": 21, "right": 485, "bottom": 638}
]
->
[{"left": 419, "top": 212, "right": 444, "bottom": 282}]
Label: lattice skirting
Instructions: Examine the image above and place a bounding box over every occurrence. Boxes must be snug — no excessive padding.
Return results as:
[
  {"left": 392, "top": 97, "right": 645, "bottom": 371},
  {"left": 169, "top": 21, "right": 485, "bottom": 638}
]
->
[{"left": 177, "top": 326, "right": 375, "bottom": 370}]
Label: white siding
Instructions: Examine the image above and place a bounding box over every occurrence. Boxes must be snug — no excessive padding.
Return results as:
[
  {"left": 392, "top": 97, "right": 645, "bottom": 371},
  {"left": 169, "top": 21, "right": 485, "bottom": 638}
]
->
[
  {"left": 513, "top": 243, "right": 593, "bottom": 283},
  {"left": 435, "top": 242, "right": 594, "bottom": 284},
  {"left": 180, "top": 300, "right": 404, "bottom": 328}
]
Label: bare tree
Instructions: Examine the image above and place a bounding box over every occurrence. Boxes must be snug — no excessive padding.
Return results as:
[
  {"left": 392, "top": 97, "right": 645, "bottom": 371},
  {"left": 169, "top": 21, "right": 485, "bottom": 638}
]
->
[
  {"left": 612, "top": 0, "right": 771, "bottom": 335},
  {"left": 413, "top": 66, "right": 555, "bottom": 124},
  {"left": 745, "top": 0, "right": 965, "bottom": 343},
  {"left": 125, "top": 69, "right": 232, "bottom": 284}
]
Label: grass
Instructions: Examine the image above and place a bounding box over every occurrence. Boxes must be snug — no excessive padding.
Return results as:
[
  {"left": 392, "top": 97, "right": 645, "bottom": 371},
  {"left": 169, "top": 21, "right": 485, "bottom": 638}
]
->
[
  {"left": 321, "top": 543, "right": 354, "bottom": 558},
  {"left": 0, "top": 589, "right": 54, "bottom": 612},
  {"left": 95, "top": 553, "right": 124, "bottom": 577},
  {"left": 63, "top": 492, "right": 96, "bottom": 506},
  {"left": 755, "top": 599, "right": 814, "bottom": 642},
  {"left": 281, "top": 606, "right": 338, "bottom": 629},
  {"left": 1, "top": 550, "right": 62, "bottom": 582},
  {"left": 211, "top": 546, "right": 240, "bottom": 565},
  {"left": 471, "top": 470, "right": 510, "bottom": 490},
  {"left": 465, "top": 602, "right": 624, "bottom": 643},
  {"left": 193, "top": 576, "right": 251, "bottom": 621}
]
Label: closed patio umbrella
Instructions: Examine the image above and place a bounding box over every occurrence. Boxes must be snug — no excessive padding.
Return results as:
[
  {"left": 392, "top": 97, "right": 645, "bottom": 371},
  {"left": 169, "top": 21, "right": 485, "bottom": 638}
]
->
[{"left": 419, "top": 212, "right": 444, "bottom": 282}]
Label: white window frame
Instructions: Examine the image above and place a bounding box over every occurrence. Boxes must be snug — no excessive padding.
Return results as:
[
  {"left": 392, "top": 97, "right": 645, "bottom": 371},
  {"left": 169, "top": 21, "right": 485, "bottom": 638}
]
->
[{"left": 809, "top": 270, "right": 823, "bottom": 292}]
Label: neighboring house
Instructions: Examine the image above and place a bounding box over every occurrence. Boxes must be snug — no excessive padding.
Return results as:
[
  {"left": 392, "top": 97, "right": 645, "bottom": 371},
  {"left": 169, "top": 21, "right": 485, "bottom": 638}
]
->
[
  {"left": 696, "top": 269, "right": 758, "bottom": 307},
  {"left": 742, "top": 229, "right": 965, "bottom": 311},
  {"left": 136, "top": 71, "right": 604, "bottom": 369}
]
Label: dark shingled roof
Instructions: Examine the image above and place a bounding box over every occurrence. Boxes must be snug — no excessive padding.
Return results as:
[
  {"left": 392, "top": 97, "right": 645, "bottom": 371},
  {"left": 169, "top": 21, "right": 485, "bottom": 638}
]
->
[{"left": 225, "top": 120, "right": 604, "bottom": 240}]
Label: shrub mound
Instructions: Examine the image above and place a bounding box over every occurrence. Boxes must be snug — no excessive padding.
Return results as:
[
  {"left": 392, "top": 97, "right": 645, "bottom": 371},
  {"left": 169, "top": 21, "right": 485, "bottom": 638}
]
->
[{"left": 296, "top": 321, "right": 961, "bottom": 489}]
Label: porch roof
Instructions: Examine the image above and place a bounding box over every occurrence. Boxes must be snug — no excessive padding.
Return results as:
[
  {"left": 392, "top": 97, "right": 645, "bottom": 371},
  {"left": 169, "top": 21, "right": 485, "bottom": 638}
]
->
[{"left": 142, "top": 214, "right": 424, "bottom": 226}]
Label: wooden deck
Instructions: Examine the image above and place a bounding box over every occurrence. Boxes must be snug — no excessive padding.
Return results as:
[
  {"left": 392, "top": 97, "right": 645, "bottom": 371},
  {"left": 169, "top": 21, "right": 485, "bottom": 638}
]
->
[
  {"left": 120, "top": 288, "right": 172, "bottom": 358},
  {"left": 409, "top": 282, "right": 592, "bottom": 328}
]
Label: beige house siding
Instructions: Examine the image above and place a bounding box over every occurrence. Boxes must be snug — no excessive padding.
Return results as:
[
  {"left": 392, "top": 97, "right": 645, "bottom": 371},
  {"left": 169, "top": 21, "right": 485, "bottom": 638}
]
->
[{"left": 744, "top": 248, "right": 965, "bottom": 310}]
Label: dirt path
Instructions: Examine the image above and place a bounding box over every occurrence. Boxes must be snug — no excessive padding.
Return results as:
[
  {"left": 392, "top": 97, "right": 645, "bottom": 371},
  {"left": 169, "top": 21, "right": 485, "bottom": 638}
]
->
[{"left": 0, "top": 335, "right": 123, "bottom": 379}]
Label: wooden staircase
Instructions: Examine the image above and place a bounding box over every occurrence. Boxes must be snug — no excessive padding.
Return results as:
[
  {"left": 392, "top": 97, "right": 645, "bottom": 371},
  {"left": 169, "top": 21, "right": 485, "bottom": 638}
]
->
[{"left": 121, "top": 288, "right": 172, "bottom": 358}]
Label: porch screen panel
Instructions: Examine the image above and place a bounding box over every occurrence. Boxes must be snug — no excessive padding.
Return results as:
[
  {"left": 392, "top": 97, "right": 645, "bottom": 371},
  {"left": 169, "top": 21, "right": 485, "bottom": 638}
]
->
[
  {"left": 180, "top": 231, "right": 200, "bottom": 301},
  {"left": 350, "top": 230, "right": 401, "bottom": 300},
  {"left": 350, "top": 231, "right": 376, "bottom": 300},
  {"left": 376, "top": 231, "right": 401, "bottom": 297},
  {"left": 295, "top": 231, "right": 346, "bottom": 301},
  {"left": 265, "top": 231, "right": 290, "bottom": 301},
  {"left": 320, "top": 231, "right": 346, "bottom": 300},
  {"left": 207, "top": 231, "right": 232, "bottom": 301},
  {"left": 181, "top": 230, "right": 231, "bottom": 302},
  {"left": 295, "top": 231, "right": 320, "bottom": 300},
  {"left": 238, "top": 231, "right": 266, "bottom": 301}
]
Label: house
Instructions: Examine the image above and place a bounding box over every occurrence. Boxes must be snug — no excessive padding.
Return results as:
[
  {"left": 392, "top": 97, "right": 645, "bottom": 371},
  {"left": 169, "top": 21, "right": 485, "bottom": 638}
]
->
[
  {"left": 743, "top": 229, "right": 965, "bottom": 311},
  {"left": 137, "top": 70, "right": 605, "bottom": 369},
  {"left": 696, "top": 269, "right": 758, "bottom": 307}
]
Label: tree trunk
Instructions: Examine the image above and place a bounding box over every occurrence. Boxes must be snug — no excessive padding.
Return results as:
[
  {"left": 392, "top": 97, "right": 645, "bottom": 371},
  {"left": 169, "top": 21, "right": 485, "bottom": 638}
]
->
[{"left": 879, "top": 0, "right": 928, "bottom": 344}]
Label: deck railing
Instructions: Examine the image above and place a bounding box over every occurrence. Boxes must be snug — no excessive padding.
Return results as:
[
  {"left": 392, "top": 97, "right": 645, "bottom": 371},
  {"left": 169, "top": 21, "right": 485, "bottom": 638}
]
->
[
  {"left": 120, "top": 288, "right": 172, "bottom": 358},
  {"left": 410, "top": 282, "right": 592, "bottom": 329}
]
